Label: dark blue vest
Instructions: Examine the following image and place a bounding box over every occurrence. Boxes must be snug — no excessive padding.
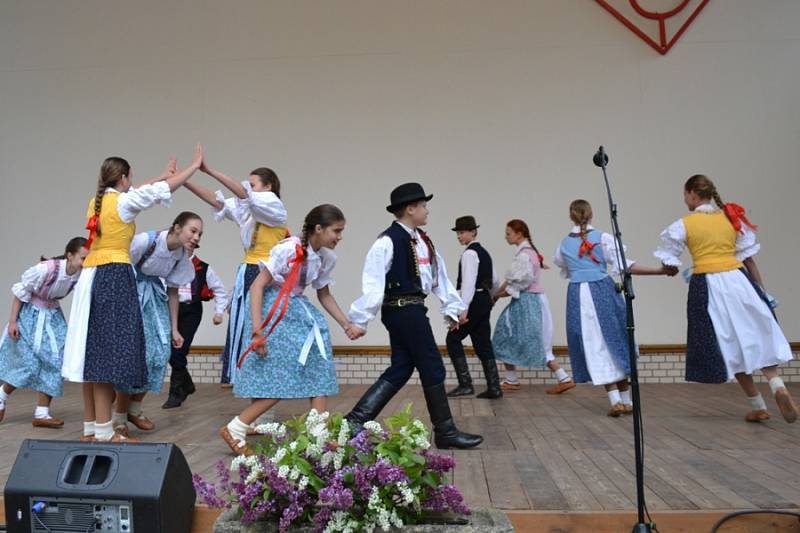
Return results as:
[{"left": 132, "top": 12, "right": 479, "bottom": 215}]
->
[
  {"left": 456, "top": 242, "right": 493, "bottom": 292},
  {"left": 382, "top": 222, "right": 427, "bottom": 297}
]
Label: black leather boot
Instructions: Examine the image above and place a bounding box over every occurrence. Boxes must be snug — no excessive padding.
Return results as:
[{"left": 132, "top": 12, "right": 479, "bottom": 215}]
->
[
  {"left": 423, "top": 382, "right": 483, "bottom": 449},
  {"left": 162, "top": 368, "right": 189, "bottom": 409},
  {"left": 476, "top": 358, "right": 503, "bottom": 399},
  {"left": 183, "top": 369, "right": 196, "bottom": 396},
  {"left": 446, "top": 355, "right": 474, "bottom": 397},
  {"left": 345, "top": 379, "right": 400, "bottom": 436}
]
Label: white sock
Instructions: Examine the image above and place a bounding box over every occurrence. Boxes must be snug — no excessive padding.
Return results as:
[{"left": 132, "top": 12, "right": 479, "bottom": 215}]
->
[
  {"left": 620, "top": 389, "right": 632, "bottom": 406},
  {"left": 747, "top": 394, "right": 767, "bottom": 412},
  {"left": 95, "top": 421, "right": 114, "bottom": 441},
  {"left": 111, "top": 411, "right": 127, "bottom": 427},
  {"left": 34, "top": 406, "right": 50, "bottom": 419},
  {"left": 0, "top": 385, "right": 9, "bottom": 403},
  {"left": 128, "top": 400, "right": 143, "bottom": 417},
  {"left": 83, "top": 421, "right": 95, "bottom": 436},
  {"left": 607, "top": 389, "right": 622, "bottom": 406},
  {"left": 227, "top": 417, "right": 249, "bottom": 444},
  {"left": 554, "top": 368, "right": 570, "bottom": 382},
  {"left": 769, "top": 377, "right": 786, "bottom": 396},
  {"left": 505, "top": 371, "right": 518, "bottom": 383}
]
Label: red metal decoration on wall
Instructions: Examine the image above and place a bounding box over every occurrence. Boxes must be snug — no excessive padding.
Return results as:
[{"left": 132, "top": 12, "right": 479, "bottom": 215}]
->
[{"left": 596, "top": 0, "right": 711, "bottom": 55}]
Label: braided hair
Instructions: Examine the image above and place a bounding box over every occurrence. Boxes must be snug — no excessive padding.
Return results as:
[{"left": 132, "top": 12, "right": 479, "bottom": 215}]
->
[
  {"left": 684, "top": 174, "right": 725, "bottom": 209},
  {"left": 569, "top": 199, "right": 593, "bottom": 240},
  {"left": 93, "top": 157, "right": 130, "bottom": 237},
  {"left": 507, "top": 219, "right": 544, "bottom": 268}
]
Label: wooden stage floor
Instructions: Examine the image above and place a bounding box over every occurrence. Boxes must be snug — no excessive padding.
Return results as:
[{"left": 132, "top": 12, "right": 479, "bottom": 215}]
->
[{"left": 1, "top": 382, "right": 800, "bottom": 517}]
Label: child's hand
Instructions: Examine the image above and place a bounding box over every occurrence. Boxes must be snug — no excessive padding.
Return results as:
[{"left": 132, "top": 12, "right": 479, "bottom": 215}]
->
[
  {"left": 662, "top": 264, "right": 679, "bottom": 277},
  {"left": 345, "top": 323, "right": 365, "bottom": 340},
  {"left": 172, "top": 330, "right": 184, "bottom": 349},
  {"left": 7, "top": 321, "right": 19, "bottom": 340},
  {"left": 458, "top": 311, "right": 469, "bottom": 325},
  {"left": 447, "top": 317, "right": 460, "bottom": 331},
  {"left": 252, "top": 331, "right": 268, "bottom": 356},
  {"left": 212, "top": 313, "right": 224, "bottom": 325},
  {"left": 161, "top": 156, "right": 177, "bottom": 179},
  {"left": 191, "top": 143, "right": 204, "bottom": 170}
]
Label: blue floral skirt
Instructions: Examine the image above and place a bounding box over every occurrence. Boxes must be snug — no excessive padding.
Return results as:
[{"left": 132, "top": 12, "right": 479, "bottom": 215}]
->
[
  {"left": 0, "top": 303, "right": 67, "bottom": 397},
  {"left": 492, "top": 293, "right": 547, "bottom": 368},
  {"left": 83, "top": 264, "right": 148, "bottom": 388},
  {"left": 234, "top": 286, "right": 338, "bottom": 399}
]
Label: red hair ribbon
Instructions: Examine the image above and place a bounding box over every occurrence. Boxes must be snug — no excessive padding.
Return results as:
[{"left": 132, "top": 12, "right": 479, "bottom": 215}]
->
[
  {"left": 237, "top": 241, "right": 305, "bottom": 369},
  {"left": 578, "top": 239, "right": 601, "bottom": 264},
  {"left": 84, "top": 215, "right": 99, "bottom": 250},
  {"left": 723, "top": 203, "right": 757, "bottom": 234}
]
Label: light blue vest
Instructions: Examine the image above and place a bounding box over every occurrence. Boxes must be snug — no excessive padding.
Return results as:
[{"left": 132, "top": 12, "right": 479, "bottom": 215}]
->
[{"left": 559, "top": 229, "right": 609, "bottom": 284}]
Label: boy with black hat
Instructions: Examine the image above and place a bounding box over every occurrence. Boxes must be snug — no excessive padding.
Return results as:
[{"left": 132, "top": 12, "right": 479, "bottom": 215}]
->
[
  {"left": 346, "top": 183, "right": 483, "bottom": 449},
  {"left": 445, "top": 216, "right": 503, "bottom": 399}
]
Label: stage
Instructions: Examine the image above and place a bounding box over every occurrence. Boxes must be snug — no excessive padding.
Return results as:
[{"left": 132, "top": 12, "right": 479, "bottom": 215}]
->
[{"left": 1, "top": 382, "right": 799, "bottom": 532}]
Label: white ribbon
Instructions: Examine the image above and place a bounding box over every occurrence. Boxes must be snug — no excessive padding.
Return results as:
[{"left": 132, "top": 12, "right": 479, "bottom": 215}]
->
[
  {"left": 296, "top": 297, "right": 328, "bottom": 366},
  {"left": 32, "top": 309, "right": 59, "bottom": 355}
]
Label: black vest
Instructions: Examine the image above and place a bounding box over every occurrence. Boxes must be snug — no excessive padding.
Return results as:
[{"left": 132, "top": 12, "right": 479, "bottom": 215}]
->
[
  {"left": 382, "top": 222, "right": 437, "bottom": 297},
  {"left": 456, "top": 242, "right": 493, "bottom": 292},
  {"left": 190, "top": 259, "right": 213, "bottom": 304}
]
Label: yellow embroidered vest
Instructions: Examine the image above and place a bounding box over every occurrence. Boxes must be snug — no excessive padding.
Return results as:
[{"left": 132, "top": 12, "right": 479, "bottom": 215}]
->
[
  {"left": 683, "top": 211, "right": 742, "bottom": 274},
  {"left": 243, "top": 223, "right": 289, "bottom": 264},
  {"left": 83, "top": 192, "right": 135, "bottom": 267}
]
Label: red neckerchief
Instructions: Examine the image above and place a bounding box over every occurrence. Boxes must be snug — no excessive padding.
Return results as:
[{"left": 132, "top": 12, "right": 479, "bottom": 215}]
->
[
  {"left": 237, "top": 241, "right": 305, "bottom": 369},
  {"left": 578, "top": 239, "right": 601, "bottom": 264},
  {"left": 723, "top": 203, "right": 758, "bottom": 234}
]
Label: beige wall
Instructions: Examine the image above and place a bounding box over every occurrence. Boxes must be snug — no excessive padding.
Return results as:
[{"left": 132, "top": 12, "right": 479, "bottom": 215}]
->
[{"left": 0, "top": 0, "right": 798, "bottom": 347}]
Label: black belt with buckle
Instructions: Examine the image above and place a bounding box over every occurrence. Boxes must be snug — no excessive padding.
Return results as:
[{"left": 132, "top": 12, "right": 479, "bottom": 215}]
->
[{"left": 383, "top": 295, "right": 426, "bottom": 308}]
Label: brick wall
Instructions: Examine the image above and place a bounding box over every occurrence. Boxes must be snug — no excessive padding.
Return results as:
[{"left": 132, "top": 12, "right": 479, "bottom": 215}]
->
[{"left": 178, "top": 348, "right": 800, "bottom": 384}]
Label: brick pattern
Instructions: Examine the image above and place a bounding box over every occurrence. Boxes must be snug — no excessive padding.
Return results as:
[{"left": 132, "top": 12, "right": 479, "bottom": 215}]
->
[{"left": 178, "top": 350, "right": 800, "bottom": 384}]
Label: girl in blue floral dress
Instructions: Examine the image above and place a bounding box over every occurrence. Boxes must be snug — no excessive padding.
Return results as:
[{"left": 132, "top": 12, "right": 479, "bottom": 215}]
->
[
  {"left": 220, "top": 204, "right": 355, "bottom": 455},
  {"left": 0, "top": 238, "right": 87, "bottom": 428}
]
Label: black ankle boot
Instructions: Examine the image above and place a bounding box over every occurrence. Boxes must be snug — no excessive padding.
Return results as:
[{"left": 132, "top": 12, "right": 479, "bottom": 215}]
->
[
  {"left": 182, "top": 369, "right": 196, "bottom": 396},
  {"left": 476, "top": 358, "right": 503, "bottom": 399},
  {"left": 446, "top": 355, "right": 474, "bottom": 397},
  {"left": 162, "top": 368, "right": 188, "bottom": 409},
  {"left": 423, "top": 382, "right": 483, "bottom": 450},
  {"left": 345, "top": 379, "right": 399, "bottom": 435}
]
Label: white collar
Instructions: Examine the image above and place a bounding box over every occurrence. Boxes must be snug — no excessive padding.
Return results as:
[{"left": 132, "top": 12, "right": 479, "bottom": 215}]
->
[
  {"left": 693, "top": 203, "right": 718, "bottom": 213},
  {"left": 396, "top": 221, "right": 419, "bottom": 237},
  {"left": 570, "top": 224, "right": 595, "bottom": 233},
  {"left": 516, "top": 240, "right": 532, "bottom": 252}
]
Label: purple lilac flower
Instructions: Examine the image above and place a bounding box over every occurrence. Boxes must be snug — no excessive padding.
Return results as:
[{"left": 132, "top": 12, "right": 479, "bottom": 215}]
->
[
  {"left": 422, "top": 485, "right": 470, "bottom": 515},
  {"left": 422, "top": 450, "right": 456, "bottom": 474},
  {"left": 349, "top": 430, "right": 373, "bottom": 454},
  {"left": 192, "top": 474, "right": 230, "bottom": 509},
  {"left": 312, "top": 507, "right": 333, "bottom": 533},
  {"left": 375, "top": 460, "right": 408, "bottom": 485}
]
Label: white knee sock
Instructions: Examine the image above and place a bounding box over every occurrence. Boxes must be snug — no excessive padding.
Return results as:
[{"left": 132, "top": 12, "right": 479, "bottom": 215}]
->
[
  {"left": 95, "top": 421, "right": 114, "bottom": 441},
  {"left": 607, "top": 389, "right": 622, "bottom": 406},
  {"left": 619, "top": 389, "right": 632, "bottom": 406},
  {"left": 227, "top": 417, "right": 249, "bottom": 444},
  {"left": 34, "top": 406, "right": 50, "bottom": 419},
  {"left": 84, "top": 421, "right": 95, "bottom": 436},
  {"left": 747, "top": 394, "right": 767, "bottom": 411},
  {"left": 505, "top": 370, "right": 518, "bottom": 383},
  {"left": 768, "top": 377, "right": 786, "bottom": 395},
  {"left": 554, "top": 368, "right": 570, "bottom": 383},
  {"left": 111, "top": 411, "right": 127, "bottom": 427},
  {"left": 128, "top": 400, "right": 143, "bottom": 417},
  {"left": 0, "top": 385, "right": 9, "bottom": 407}
]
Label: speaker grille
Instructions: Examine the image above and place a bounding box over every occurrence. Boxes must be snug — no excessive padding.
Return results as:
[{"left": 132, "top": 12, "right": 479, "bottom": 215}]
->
[{"left": 32, "top": 502, "right": 96, "bottom": 532}]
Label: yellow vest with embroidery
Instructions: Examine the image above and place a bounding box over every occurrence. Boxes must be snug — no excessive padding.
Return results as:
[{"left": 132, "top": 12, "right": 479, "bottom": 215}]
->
[
  {"left": 243, "top": 223, "right": 289, "bottom": 264},
  {"left": 83, "top": 192, "right": 135, "bottom": 267},
  {"left": 683, "top": 211, "right": 742, "bottom": 274}
]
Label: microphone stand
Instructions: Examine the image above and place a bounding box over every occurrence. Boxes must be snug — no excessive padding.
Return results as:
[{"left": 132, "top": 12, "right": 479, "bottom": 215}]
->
[{"left": 593, "top": 146, "right": 652, "bottom": 533}]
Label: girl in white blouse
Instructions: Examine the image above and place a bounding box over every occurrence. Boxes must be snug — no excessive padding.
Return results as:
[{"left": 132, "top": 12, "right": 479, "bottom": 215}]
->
[{"left": 0, "top": 237, "right": 88, "bottom": 427}]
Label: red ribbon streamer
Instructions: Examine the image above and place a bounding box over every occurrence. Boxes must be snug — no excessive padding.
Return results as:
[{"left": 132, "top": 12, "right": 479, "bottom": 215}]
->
[
  {"left": 578, "top": 239, "right": 601, "bottom": 264},
  {"left": 84, "top": 215, "right": 99, "bottom": 250},
  {"left": 237, "top": 242, "right": 305, "bottom": 369},
  {"left": 723, "top": 203, "right": 757, "bottom": 234}
]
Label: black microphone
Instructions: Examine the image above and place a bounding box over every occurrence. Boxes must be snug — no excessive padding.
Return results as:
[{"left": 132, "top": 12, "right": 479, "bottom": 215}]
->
[{"left": 593, "top": 146, "right": 608, "bottom": 168}]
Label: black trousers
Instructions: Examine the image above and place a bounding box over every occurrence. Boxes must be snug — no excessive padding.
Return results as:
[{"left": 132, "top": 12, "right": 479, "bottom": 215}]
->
[
  {"left": 445, "top": 291, "right": 495, "bottom": 362},
  {"left": 379, "top": 304, "right": 447, "bottom": 388},
  {"left": 169, "top": 302, "right": 203, "bottom": 371}
]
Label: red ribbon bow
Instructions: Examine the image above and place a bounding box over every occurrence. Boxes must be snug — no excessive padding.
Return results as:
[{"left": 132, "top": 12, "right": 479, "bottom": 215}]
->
[
  {"left": 578, "top": 239, "right": 600, "bottom": 264},
  {"left": 237, "top": 242, "right": 305, "bottom": 369},
  {"left": 723, "top": 203, "right": 757, "bottom": 234},
  {"left": 84, "top": 215, "right": 99, "bottom": 250}
]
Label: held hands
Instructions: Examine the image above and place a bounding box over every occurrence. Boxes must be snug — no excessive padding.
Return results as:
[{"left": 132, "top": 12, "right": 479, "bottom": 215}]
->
[
  {"left": 160, "top": 156, "right": 178, "bottom": 180},
  {"left": 661, "top": 264, "right": 679, "bottom": 277},
  {"left": 190, "top": 143, "right": 204, "bottom": 171},
  {"left": 458, "top": 311, "right": 469, "bottom": 325},
  {"left": 252, "top": 330, "right": 268, "bottom": 357},
  {"left": 447, "top": 316, "right": 460, "bottom": 332},
  {"left": 171, "top": 330, "right": 184, "bottom": 349},
  {"left": 345, "top": 323, "right": 366, "bottom": 340},
  {"left": 7, "top": 321, "right": 20, "bottom": 340},
  {"left": 212, "top": 313, "right": 224, "bottom": 326}
]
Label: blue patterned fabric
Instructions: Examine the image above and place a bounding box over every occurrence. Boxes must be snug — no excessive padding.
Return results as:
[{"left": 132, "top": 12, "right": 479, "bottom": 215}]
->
[
  {"left": 221, "top": 263, "right": 260, "bottom": 384},
  {"left": 566, "top": 276, "right": 631, "bottom": 383},
  {"left": 84, "top": 264, "right": 148, "bottom": 388},
  {"left": 234, "top": 286, "right": 338, "bottom": 399},
  {"left": 492, "top": 293, "right": 546, "bottom": 368},
  {"left": 558, "top": 230, "right": 608, "bottom": 283},
  {"left": 117, "top": 275, "right": 170, "bottom": 393},
  {"left": 0, "top": 303, "right": 67, "bottom": 397}
]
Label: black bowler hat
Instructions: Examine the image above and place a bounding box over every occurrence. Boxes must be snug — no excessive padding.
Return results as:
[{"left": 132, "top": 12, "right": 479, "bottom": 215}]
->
[
  {"left": 386, "top": 182, "right": 433, "bottom": 213},
  {"left": 452, "top": 216, "right": 479, "bottom": 232}
]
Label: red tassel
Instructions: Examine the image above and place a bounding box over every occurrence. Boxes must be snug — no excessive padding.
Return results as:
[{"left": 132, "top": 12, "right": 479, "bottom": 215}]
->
[
  {"left": 237, "top": 242, "right": 305, "bottom": 369},
  {"left": 723, "top": 203, "right": 758, "bottom": 234},
  {"left": 84, "top": 215, "right": 99, "bottom": 250},
  {"left": 578, "top": 239, "right": 601, "bottom": 264}
]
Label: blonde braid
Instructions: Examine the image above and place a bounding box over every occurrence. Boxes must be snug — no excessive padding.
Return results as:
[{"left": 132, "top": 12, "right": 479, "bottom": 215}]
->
[
  {"left": 711, "top": 190, "right": 725, "bottom": 210},
  {"left": 93, "top": 181, "right": 106, "bottom": 237}
]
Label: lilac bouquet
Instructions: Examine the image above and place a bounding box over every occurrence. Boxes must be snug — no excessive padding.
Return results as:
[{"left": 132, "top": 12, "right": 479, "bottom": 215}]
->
[{"left": 194, "top": 406, "right": 470, "bottom": 532}]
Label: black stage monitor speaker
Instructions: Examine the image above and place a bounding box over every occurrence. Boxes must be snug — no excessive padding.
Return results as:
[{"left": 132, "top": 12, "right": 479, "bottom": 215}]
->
[{"left": 3, "top": 439, "right": 196, "bottom": 533}]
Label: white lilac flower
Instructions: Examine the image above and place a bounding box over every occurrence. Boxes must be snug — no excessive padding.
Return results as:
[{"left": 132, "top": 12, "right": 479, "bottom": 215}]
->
[
  {"left": 367, "top": 487, "right": 381, "bottom": 510},
  {"left": 254, "top": 422, "right": 287, "bottom": 438},
  {"left": 298, "top": 476, "right": 309, "bottom": 490},
  {"left": 289, "top": 441, "right": 298, "bottom": 452},
  {"left": 230, "top": 456, "right": 246, "bottom": 470},
  {"left": 337, "top": 419, "right": 350, "bottom": 446},
  {"left": 413, "top": 435, "right": 431, "bottom": 450},
  {"left": 389, "top": 509, "right": 403, "bottom": 528},
  {"left": 376, "top": 508, "right": 391, "bottom": 531},
  {"left": 277, "top": 465, "right": 290, "bottom": 478},
  {"left": 244, "top": 464, "right": 264, "bottom": 485},
  {"left": 333, "top": 448, "right": 346, "bottom": 470},
  {"left": 412, "top": 420, "right": 427, "bottom": 433},
  {"left": 306, "top": 443, "right": 323, "bottom": 458},
  {"left": 363, "top": 421, "right": 382, "bottom": 435},
  {"left": 396, "top": 481, "right": 415, "bottom": 505},
  {"left": 321, "top": 451, "right": 335, "bottom": 468},
  {"left": 270, "top": 447, "right": 288, "bottom": 464},
  {"left": 288, "top": 467, "right": 300, "bottom": 481}
]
